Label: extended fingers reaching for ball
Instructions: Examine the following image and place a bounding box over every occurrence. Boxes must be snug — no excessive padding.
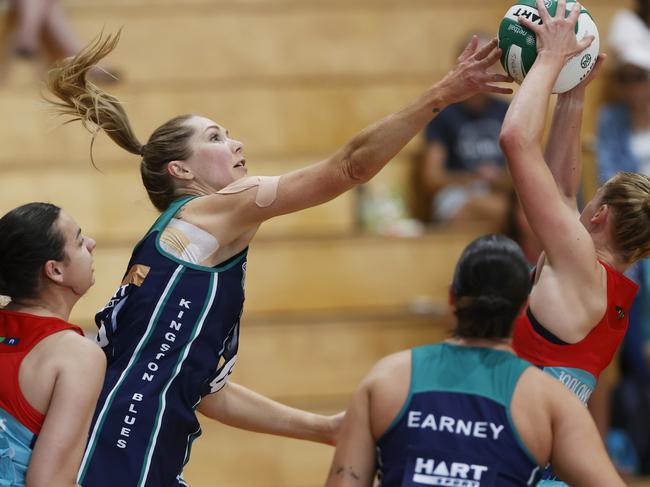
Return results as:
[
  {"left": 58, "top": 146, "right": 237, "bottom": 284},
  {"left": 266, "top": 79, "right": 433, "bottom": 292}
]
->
[
  {"left": 437, "top": 37, "right": 514, "bottom": 105},
  {"left": 518, "top": 0, "right": 594, "bottom": 62},
  {"left": 457, "top": 35, "right": 480, "bottom": 63}
]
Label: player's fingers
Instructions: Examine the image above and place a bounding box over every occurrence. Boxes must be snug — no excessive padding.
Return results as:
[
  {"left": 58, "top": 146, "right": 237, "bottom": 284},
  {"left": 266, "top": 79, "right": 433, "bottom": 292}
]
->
[
  {"left": 483, "top": 84, "right": 514, "bottom": 95},
  {"left": 478, "top": 46, "right": 503, "bottom": 67},
  {"left": 458, "top": 35, "right": 479, "bottom": 62},
  {"left": 556, "top": 0, "right": 567, "bottom": 20},
  {"left": 568, "top": 1, "right": 582, "bottom": 25},
  {"left": 484, "top": 73, "right": 514, "bottom": 83},
  {"left": 517, "top": 16, "right": 540, "bottom": 34},
  {"left": 474, "top": 37, "right": 499, "bottom": 61},
  {"left": 535, "top": 0, "right": 552, "bottom": 23},
  {"left": 576, "top": 34, "right": 595, "bottom": 52}
]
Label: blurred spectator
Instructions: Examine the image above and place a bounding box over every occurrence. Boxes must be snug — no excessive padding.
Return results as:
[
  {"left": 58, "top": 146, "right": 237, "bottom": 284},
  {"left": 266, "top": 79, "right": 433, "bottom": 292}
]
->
[
  {"left": 411, "top": 33, "right": 510, "bottom": 230},
  {"left": 596, "top": 0, "right": 650, "bottom": 474},
  {"left": 2, "top": 0, "right": 117, "bottom": 82}
]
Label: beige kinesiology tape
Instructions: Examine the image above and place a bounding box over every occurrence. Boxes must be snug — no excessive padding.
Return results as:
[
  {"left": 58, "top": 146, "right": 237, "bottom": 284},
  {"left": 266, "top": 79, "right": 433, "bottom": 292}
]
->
[{"left": 216, "top": 175, "right": 280, "bottom": 207}]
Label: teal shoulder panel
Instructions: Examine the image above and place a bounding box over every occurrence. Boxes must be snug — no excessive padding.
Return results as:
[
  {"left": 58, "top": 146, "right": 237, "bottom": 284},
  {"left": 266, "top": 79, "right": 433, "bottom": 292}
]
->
[{"left": 411, "top": 343, "right": 531, "bottom": 407}]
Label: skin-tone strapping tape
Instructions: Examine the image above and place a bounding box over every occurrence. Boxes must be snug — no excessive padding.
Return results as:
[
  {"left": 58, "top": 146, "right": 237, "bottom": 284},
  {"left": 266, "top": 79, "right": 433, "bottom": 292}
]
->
[{"left": 216, "top": 176, "right": 281, "bottom": 208}]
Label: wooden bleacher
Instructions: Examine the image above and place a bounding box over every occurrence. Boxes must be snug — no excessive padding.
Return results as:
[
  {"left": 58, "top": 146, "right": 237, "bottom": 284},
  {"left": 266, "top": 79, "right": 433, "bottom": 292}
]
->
[
  {"left": 0, "top": 0, "right": 644, "bottom": 485},
  {"left": 69, "top": 230, "right": 477, "bottom": 325}
]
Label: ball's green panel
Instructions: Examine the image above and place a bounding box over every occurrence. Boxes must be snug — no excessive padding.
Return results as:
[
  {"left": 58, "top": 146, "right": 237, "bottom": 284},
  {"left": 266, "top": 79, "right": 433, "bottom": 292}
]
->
[{"left": 498, "top": 17, "right": 537, "bottom": 77}]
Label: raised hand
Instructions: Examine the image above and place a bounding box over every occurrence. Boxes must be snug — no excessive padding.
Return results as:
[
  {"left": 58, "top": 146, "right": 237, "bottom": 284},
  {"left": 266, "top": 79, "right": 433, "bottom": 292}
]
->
[
  {"left": 518, "top": 0, "right": 594, "bottom": 62},
  {"left": 435, "top": 36, "right": 513, "bottom": 106}
]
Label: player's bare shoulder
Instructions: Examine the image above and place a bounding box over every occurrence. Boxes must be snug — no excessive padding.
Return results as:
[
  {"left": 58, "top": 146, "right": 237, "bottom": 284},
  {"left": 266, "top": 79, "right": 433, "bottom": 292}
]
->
[
  {"left": 365, "top": 350, "right": 411, "bottom": 388},
  {"left": 48, "top": 329, "right": 106, "bottom": 373}
]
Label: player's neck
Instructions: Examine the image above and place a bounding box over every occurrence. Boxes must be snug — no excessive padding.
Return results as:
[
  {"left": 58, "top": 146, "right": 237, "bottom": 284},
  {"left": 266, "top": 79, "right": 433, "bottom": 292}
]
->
[
  {"left": 4, "top": 291, "right": 75, "bottom": 322},
  {"left": 595, "top": 248, "right": 629, "bottom": 274}
]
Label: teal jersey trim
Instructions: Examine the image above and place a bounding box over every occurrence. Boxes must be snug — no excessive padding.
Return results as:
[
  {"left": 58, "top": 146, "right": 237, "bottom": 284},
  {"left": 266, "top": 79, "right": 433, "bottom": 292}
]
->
[
  {"left": 138, "top": 273, "right": 218, "bottom": 485},
  {"left": 78, "top": 265, "right": 186, "bottom": 483},
  {"left": 137, "top": 195, "right": 248, "bottom": 273},
  {"left": 410, "top": 344, "right": 528, "bottom": 405},
  {"left": 142, "top": 196, "right": 197, "bottom": 244},
  {"left": 542, "top": 366, "right": 596, "bottom": 406}
]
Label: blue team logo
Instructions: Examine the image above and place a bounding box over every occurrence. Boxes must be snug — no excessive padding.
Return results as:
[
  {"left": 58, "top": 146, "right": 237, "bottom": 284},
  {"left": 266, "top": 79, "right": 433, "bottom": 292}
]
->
[{"left": 0, "top": 337, "right": 20, "bottom": 346}]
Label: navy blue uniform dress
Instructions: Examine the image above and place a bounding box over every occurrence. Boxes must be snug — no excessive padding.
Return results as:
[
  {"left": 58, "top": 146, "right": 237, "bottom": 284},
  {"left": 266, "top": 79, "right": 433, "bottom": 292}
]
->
[
  {"left": 377, "top": 343, "right": 542, "bottom": 487},
  {"left": 79, "top": 196, "right": 246, "bottom": 487}
]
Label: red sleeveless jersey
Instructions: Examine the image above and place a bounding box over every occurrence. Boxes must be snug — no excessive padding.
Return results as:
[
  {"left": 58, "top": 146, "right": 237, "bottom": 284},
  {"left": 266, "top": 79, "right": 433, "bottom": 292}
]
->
[
  {"left": 513, "top": 261, "right": 639, "bottom": 379},
  {"left": 0, "top": 310, "right": 84, "bottom": 434}
]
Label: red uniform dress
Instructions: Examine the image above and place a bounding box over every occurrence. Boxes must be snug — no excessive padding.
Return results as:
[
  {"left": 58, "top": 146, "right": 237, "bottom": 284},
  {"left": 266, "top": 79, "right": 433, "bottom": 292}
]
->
[
  {"left": 0, "top": 309, "right": 84, "bottom": 483},
  {"left": 513, "top": 261, "right": 638, "bottom": 405}
]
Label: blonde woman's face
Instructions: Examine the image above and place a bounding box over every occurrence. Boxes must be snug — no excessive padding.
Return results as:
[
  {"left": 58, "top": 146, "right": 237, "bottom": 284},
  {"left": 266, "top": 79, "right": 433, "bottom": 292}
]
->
[{"left": 182, "top": 116, "right": 247, "bottom": 191}]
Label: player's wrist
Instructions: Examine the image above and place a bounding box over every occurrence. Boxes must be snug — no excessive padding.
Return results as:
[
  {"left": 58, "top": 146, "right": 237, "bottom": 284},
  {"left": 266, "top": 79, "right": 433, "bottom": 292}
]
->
[{"left": 536, "top": 49, "right": 569, "bottom": 66}]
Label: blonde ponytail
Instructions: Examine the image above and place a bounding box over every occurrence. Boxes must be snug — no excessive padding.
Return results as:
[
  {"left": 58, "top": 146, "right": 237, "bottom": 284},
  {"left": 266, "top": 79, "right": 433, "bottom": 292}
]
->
[
  {"left": 46, "top": 31, "right": 199, "bottom": 212},
  {"left": 46, "top": 31, "right": 144, "bottom": 159}
]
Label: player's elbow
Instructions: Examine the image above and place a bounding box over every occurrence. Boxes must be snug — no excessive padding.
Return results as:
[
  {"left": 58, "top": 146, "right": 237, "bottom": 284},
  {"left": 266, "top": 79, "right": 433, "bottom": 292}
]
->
[
  {"left": 499, "top": 125, "right": 532, "bottom": 159},
  {"left": 339, "top": 149, "right": 373, "bottom": 185}
]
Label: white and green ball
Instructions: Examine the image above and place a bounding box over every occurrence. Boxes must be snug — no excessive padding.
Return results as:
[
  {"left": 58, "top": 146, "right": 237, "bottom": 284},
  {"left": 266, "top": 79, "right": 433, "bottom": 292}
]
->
[{"left": 498, "top": 0, "right": 599, "bottom": 93}]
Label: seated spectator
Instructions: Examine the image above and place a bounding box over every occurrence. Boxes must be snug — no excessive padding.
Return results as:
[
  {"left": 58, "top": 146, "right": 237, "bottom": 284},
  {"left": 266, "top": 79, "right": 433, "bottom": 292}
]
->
[
  {"left": 413, "top": 33, "right": 510, "bottom": 229},
  {"left": 1, "top": 0, "right": 118, "bottom": 82}
]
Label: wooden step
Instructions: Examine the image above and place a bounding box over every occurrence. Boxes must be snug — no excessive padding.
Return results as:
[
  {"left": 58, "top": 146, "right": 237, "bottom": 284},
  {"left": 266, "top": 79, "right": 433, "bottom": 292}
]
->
[
  {"left": 0, "top": 158, "right": 389, "bottom": 242},
  {"left": 231, "top": 311, "right": 450, "bottom": 400},
  {"left": 0, "top": 82, "right": 425, "bottom": 165},
  {"left": 68, "top": 229, "right": 483, "bottom": 327},
  {"left": 63, "top": 2, "right": 501, "bottom": 84},
  {"left": 183, "top": 418, "right": 334, "bottom": 487}
]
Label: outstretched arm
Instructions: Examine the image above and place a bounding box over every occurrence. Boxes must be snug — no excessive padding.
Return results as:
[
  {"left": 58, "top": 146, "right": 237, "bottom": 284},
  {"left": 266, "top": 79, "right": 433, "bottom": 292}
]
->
[
  {"left": 499, "top": 0, "right": 597, "bottom": 271},
  {"left": 197, "top": 382, "right": 342, "bottom": 445},
  {"left": 190, "top": 37, "right": 512, "bottom": 238},
  {"left": 544, "top": 55, "right": 606, "bottom": 208}
]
